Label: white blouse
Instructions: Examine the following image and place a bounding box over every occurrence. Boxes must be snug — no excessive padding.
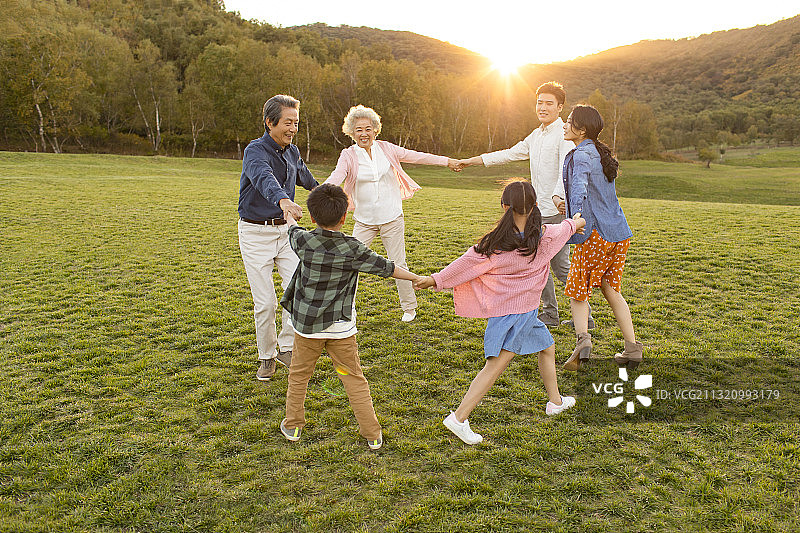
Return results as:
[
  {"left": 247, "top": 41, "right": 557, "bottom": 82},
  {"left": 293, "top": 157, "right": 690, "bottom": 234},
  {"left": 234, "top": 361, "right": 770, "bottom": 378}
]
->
[{"left": 352, "top": 143, "right": 403, "bottom": 225}]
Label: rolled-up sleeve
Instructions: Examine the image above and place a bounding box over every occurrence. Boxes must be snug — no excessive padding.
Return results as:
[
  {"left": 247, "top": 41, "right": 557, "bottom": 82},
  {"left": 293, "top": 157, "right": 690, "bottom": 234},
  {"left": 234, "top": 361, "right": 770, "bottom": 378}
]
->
[
  {"left": 552, "top": 141, "right": 574, "bottom": 200},
  {"left": 570, "top": 153, "right": 591, "bottom": 215}
]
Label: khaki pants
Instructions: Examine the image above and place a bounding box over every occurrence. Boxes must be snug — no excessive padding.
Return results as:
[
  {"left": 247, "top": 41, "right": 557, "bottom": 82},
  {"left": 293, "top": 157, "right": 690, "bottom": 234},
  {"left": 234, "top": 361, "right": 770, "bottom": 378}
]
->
[
  {"left": 540, "top": 213, "right": 571, "bottom": 321},
  {"left": 352, "top": 214, "right": 416, "bottom": 312},
  {"left": 285, "top": 334, "right": 381, "bottom": 440},
  {"left": 238, "top": 220, "right": 298, "bottom": 360}
]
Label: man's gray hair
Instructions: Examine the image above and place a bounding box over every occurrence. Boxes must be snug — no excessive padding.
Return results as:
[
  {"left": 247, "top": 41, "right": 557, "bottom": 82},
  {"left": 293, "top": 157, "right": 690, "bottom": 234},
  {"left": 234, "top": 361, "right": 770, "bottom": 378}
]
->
[
  {"left": 342, "top": 105, "right": 382, "bottom": 139},
  {"left": 263, "top": 95, "right": 300, "bottom": 130}
]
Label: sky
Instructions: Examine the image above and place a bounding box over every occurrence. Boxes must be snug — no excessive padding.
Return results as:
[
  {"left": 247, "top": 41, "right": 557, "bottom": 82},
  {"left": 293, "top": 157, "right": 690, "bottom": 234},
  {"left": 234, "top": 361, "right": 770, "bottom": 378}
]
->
[{"left": 223, "top": 0, "right": 799, "bottom": 68}]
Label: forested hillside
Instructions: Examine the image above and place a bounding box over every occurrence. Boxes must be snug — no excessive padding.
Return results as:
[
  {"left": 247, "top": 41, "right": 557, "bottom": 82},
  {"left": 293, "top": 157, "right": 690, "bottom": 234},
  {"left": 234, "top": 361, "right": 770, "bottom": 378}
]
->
[
  {"left": 1, "top": 0, "right": 797, "bottom": 160},
  {"left": 523, "top": 16, "right": 800, "bottom": 150},
  {"left": 298, "top": 23, "right": 490, "bottom": 74}
]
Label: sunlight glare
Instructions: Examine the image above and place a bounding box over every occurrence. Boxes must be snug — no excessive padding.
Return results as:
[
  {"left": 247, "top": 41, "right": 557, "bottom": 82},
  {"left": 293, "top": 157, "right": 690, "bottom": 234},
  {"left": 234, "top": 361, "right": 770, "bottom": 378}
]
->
[{"left": 491, "top": 56, "right": 521, "bottom": 76}]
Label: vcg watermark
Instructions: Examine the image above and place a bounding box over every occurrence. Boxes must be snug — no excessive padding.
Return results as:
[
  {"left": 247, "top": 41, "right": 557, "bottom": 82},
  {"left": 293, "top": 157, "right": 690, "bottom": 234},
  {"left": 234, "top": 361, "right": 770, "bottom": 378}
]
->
[{"left": 592, "top": 367, "right": 653, "bottom": 414}]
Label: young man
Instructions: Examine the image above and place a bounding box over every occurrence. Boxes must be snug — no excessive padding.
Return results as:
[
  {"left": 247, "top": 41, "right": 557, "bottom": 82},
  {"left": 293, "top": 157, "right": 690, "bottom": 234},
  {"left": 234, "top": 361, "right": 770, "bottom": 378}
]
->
[
  {"left": 458, "top": 82, "right": 593, "bottom": 329},
  {"left": 279, "top": 184, "right": 421, "bottom": 450},
  {"left": 238, "top": 94, "right": 318, "bottom": 381}
]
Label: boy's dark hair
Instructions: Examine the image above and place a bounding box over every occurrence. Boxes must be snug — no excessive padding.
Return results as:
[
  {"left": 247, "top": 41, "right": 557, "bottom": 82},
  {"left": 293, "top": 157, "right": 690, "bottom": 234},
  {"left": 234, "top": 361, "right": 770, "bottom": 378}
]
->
[
  {"left": 307, "top": 183, "right": 349, "bottom": 227},
  {"left": 474, "top": 179, "right": 542, "bottom": 260},
  {"left": 536, "top": 81, "right": 566, "bottom": 106}
]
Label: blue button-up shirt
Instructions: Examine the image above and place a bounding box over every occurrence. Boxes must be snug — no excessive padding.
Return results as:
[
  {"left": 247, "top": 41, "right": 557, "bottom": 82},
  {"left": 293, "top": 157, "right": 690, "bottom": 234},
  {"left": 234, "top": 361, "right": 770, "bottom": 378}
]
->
[
  {"left": 238, "top": 132, "right": 318, "bottom": 220},
  {"left": 563, "top": 139, "right": 632, "bottom": 245}
]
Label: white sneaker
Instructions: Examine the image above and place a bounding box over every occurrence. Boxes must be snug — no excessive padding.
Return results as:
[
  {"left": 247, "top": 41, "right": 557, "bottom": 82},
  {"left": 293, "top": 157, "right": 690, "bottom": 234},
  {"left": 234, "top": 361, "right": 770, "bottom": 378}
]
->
[
  {"left": 443, "top": 412, "right": 483, "bottom": 444},
  {"left": 546, "top": 395, "right": 576, "bottom": 416},
  {"left": 401, "top": 310, "right": 417, "bottom": 322}
]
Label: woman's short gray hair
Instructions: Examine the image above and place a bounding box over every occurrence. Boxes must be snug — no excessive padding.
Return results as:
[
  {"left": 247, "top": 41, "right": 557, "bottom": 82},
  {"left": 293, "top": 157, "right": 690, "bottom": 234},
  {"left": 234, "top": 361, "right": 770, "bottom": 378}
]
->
[{"left": 342, "top": 105, "right": 382, "bottom": 139}]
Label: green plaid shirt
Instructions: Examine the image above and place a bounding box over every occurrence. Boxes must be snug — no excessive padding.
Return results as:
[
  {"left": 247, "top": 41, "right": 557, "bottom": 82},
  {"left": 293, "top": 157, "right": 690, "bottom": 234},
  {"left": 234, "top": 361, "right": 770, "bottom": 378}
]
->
[{"left": 280, "top": 225, "right": 395, "bottom": 335}]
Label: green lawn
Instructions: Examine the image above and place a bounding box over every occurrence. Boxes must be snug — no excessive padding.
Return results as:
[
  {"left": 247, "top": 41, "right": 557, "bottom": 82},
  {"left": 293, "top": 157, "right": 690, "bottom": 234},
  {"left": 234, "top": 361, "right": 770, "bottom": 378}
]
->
[
  {"left": 1, "top": 152, "right": 798, "bottom": 532},
  {"left": 721, "top": 145, "right": 800, "bottom": 168},
  {"left": 401, "top": 157, "right": 800, "bottom": 206}
]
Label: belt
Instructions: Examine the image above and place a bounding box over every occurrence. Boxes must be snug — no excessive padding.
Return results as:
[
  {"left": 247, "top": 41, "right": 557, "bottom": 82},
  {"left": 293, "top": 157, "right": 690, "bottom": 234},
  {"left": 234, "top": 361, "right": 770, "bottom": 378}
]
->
[{"left": 240, "top": 217, "right": 287, "bottom": 226}]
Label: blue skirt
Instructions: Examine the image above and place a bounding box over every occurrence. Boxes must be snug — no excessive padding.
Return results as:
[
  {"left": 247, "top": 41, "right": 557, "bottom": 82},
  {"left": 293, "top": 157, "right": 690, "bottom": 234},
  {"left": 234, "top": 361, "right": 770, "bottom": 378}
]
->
[{"left": 483, "top": 308, "right": 554, "bottom": 358}]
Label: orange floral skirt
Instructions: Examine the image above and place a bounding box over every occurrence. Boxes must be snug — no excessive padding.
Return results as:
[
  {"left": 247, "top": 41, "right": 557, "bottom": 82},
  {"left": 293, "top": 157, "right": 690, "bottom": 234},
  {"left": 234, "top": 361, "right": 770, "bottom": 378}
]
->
[{"left": 565, "top": 229, "right": 630, "bottom": 302}]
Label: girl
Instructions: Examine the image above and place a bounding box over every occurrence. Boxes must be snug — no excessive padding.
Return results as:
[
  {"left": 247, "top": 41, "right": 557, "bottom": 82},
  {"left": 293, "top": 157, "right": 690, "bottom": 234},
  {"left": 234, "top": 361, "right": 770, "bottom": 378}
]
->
[
  {"left": 415, "top": 180, "right": 585, "bottom": 445},
  {"left": 554, "top": 104, "right": 643, "bottom": 371}
]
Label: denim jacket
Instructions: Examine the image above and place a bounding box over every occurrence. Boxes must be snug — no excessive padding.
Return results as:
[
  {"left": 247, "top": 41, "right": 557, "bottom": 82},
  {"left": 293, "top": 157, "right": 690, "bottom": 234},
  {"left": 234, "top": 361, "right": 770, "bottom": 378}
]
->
[{"left": 562, "top": 139, "right": 632, "bottom": 245}]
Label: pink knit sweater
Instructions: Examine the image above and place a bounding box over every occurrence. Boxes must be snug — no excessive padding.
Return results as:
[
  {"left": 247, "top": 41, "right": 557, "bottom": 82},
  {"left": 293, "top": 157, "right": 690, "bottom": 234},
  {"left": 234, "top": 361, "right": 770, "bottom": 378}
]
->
[
  {"left": 431, "top": 219, "right": 577, "bottom": 318},
  {"left": 325, "top": 140, "right": 449, "bottom": 211}
]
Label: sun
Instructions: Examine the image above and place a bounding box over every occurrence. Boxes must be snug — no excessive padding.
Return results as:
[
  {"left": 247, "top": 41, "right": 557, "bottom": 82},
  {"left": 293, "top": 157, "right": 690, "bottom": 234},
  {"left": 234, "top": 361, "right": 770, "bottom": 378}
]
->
[{"left": 489, "top": 55, "right": 524, "bottom": 76}]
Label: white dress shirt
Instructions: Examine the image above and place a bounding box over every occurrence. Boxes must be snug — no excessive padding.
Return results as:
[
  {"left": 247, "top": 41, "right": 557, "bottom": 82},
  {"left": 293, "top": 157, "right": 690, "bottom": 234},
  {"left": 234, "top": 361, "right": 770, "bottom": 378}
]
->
[
  {"left": 480, "top": 117, "right": 575, "bottom": 217},
  {"left": 353, "top": 143, "right": 403, "bottom": 225}
]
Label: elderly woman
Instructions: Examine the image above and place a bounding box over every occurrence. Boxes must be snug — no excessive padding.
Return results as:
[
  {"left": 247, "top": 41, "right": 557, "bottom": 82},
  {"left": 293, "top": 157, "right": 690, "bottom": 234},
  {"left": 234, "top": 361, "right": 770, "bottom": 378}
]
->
[{"left": 326, "top": 105, "right": 459, "bottom": 322}]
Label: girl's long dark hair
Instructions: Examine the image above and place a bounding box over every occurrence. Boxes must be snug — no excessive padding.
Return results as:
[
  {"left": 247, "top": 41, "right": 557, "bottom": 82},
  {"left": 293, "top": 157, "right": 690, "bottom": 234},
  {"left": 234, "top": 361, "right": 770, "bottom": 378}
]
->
[
  {"left": 474, "top": 180, "right": 542, "bottom": 259},
  {"left": 570, "top": 104, "right": 619, "bottom": 182}
]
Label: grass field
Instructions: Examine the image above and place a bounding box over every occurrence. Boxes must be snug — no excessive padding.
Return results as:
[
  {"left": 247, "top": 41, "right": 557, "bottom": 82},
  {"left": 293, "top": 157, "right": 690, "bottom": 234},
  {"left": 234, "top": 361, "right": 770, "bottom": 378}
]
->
[
  {"left": 672, "top": 145, "right": 800, "bottom": 169},
  {"left": 721, "top": 146, "right": 800, "bottom": 168},
  {"left": 1, "top": 151, "right": 798, "bottom": 532}
]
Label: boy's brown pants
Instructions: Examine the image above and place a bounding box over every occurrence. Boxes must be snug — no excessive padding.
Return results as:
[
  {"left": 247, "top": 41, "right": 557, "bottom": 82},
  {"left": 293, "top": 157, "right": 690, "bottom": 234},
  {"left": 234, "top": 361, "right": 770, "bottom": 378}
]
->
[{"left": 284, "top": 334, "right": 382, "bottom": 440}]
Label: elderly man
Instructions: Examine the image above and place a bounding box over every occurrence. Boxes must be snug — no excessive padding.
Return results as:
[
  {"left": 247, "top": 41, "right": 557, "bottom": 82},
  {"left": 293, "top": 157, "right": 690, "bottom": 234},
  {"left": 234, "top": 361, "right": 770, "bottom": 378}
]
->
[
  {"left": 459, "top": 81, "right": 593, "bottom": 329},
  {"left": 238, "top": 94, "right": 318, "bottom": 381}
]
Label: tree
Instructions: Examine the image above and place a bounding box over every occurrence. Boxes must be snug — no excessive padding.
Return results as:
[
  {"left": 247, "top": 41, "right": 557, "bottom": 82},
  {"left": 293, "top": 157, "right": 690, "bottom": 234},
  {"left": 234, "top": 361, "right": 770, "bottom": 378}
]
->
[
  {"left": 587, "top": 89, "right": 621, "bottom": 153},
  {"left": 616, "top": 100, "right": 659, "bottom": 158},
  {"left": 72, "top": 25, "right": 136, "bottom": 143},
  {"left": 697, "top": 140, "right": 718, "bottom": 168},
  {"left": 0, "top": 2, "right": 91, "bottom": 152},
  {"left": 187, "top": 40, "right": 271, "bottom": 158},
  {"left": 319, "top": 51, "right": 361, "bottom": 151},
  {"left": 178, "top": 83, "right": 213, "bottom": 157},
  {"left": 356, "top": 59, "right": 433, "bottom": 149},
  {"left": 746, "top": 125, "right": 759, "bottom": 144},
  {"left": 129, "top": 39, "right": 178, "bottom": 153},
  {"left": 273, "top": 47, "right": 324, "bottom": 162}
]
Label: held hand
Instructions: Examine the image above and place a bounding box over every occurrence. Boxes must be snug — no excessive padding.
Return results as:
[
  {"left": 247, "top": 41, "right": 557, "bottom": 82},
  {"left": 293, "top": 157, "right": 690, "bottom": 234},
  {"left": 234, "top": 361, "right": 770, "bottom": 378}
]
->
[
  {"left": 413, "top": 275, "right": 436, "bottom": 290},
  {"left": 572, "top": 212, "right": 586, "bottom": 234},
  {"left": 553, "top": 196, "right": 566, "bottom": 215},
  {"left": 447, "top": 158, "right": 463, "bottom": 172},
  {"left": 279, "top": 198, "right": 303, "bottom": 221},
  {"left": 458, "top": 156, "right": 483, "bottom": 169}
]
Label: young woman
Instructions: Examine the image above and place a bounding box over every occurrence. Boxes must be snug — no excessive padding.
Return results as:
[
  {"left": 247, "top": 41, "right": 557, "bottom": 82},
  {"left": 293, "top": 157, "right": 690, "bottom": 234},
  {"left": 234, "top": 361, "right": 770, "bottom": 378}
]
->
[{"left": 555, "top": 104, "right": 643, "bottom": 371}]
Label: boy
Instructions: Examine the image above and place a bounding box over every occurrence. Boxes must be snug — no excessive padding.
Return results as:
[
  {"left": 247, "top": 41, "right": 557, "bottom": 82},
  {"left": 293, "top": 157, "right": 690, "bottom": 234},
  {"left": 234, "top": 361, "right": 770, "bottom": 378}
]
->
[{"left": 279, "top": 183, "right": 421, "bottom": 450}]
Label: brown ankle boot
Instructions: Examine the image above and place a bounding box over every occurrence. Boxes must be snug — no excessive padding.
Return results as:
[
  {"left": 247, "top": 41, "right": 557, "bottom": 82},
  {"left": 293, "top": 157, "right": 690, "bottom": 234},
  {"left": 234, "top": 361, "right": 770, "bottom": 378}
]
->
[
  {"left": 563, "top": 332, "right": 592, "bottom": 371},
  {"left": 614, "top": 340, "right": 644, "bottom": 370}
]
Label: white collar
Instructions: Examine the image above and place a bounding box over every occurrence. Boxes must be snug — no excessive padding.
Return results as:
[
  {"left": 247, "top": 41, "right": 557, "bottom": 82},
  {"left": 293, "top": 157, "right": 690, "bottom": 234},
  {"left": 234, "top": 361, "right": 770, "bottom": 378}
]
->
[{"left": 540, "top": 117, "right": 563, "bottom": 134}]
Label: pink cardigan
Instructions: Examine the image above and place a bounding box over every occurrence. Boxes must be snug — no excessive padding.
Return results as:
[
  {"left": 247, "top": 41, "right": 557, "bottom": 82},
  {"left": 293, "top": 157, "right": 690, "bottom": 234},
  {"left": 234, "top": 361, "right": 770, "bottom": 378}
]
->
[
  {"left": 325, "top": 140, "right": 449, "bottom": 210},
  {"left": 431, "top": 219, "right": 577, "bottom": 318}
]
